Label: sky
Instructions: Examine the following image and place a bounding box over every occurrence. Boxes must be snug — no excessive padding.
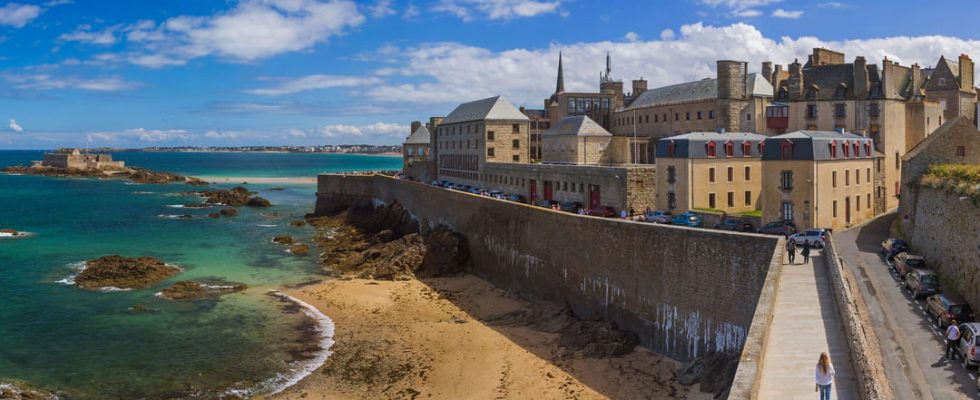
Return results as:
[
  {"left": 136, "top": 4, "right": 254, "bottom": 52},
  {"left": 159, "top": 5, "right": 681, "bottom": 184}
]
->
[{"left": 1, "top": 0, "right": 980, "bottom": 149}]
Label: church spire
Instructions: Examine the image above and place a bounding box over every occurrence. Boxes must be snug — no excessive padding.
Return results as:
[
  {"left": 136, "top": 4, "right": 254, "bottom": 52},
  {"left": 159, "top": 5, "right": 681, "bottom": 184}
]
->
[{"left": 555, "top": 52, "right": 565, "bottom": 94}]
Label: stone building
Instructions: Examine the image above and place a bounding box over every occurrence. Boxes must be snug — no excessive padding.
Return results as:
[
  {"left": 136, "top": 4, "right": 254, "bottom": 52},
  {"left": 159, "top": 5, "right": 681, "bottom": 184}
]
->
[
  {"left": 610, "top": 60, "right": 774, "bottom": 162},
  {"left": 433, "top": 96, "right": 530, "bottom": 187},
  {"left": 764, "top": 48, "right": 944, "bottom": 213},
  {"left": 654, "top": 132, "right": 766, "bottom": 215},
  {"left": 542, "top": 52, "right": 626, "bottom": 132},
  {"left": 923, "top": 54, "right": 977, "bottom": 122},
  {"left": 520, "top": 107, "right": 550, "bottom": 162},
  {"left": 402, "top": 121, "right": 435, "bottom": 182},
  {"left": 761, "top": 130, "right": 877, "bottom": 230},
  {"left": 37, "top": 149, "right": 125, "bottom": 170},
  {"left": 542, "top": 115, "right": 613, "bottom": 165}
]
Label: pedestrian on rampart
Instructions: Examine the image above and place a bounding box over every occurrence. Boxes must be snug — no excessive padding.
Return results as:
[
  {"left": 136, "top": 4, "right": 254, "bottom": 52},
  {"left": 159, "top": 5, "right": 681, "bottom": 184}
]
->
[
  {"left": 787, "top": 240, "right": 797, "bottom": 264},
  {"left": 801, "top": 242, "right": 811, "bottom": 264}
]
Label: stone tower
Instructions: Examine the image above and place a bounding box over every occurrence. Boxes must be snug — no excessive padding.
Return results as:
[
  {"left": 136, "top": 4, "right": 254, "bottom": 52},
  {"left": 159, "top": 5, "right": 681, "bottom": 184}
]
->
[
  {"left": 853, "top": 56, "right": 868, "bottom": 100},
  {"left": 555, "top": 52, "right": 565, "bottom": 94},
  {"left": 716, "top": 60, "right": 748, "bottom": 132},
  {"left": 787, "top": 59, "right": 804, "bottom": 101}
]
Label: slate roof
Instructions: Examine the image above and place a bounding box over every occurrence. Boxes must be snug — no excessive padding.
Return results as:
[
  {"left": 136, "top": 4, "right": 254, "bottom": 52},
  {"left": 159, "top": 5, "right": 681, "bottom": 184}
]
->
[
  {"left": 403, "top": 125, "right": 431, "bottom": 145},
  {"left": 543, "top": 115, "right": 611, "bottom": 137},
  {"left": 655, "top": 131, "right": 767, "bottom": 159},
  {"left": 626, "top": 73, "right": 773, "bottom": 110},
  {"left": 762, "top": 130, "right": 876, "bottom": 161},
  {"left": 441, "top": 96, "right": 529, "bottom": 125}
]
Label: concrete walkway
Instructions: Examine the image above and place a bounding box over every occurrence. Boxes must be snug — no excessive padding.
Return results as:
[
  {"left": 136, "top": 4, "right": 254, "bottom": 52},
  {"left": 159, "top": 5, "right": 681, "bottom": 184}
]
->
[{"left": 758, "top": 249, "right": 858, "bottom": 399}]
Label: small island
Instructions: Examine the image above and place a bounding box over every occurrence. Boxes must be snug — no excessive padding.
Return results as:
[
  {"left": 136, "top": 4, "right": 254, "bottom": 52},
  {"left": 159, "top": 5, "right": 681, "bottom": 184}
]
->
[
  {"left": 2, "top": 148, "right": 208, "bottom": 185},
  {"left": 74, "top": 255, "right": 181, "bottom": 291},
  {"left": 158, "top": 280, "right": 248, "bottom": 300},
  {"left": 0, "top": 228, "right": 30, "bottom": 239}
]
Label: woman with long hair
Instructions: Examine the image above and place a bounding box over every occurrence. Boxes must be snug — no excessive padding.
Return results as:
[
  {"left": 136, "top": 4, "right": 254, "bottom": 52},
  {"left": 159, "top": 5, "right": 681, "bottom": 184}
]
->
[{"left": 815, "top": 352, "right": 835, "bottom": 400}]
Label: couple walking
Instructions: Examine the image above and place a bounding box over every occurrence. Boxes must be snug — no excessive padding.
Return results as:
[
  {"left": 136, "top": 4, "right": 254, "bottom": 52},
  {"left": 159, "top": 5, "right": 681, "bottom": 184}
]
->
[{"left": 786, "top": 240, "right": 811, "bottom": 264}]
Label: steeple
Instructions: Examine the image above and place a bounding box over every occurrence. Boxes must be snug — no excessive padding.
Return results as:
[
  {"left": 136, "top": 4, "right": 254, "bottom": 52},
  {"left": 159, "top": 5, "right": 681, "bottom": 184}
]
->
[
  {"left": 605, "top": 52, "right": 611, "bottom": 78},
  {"left": 555, "top": 52, "right": 565, "bottom": 94}
]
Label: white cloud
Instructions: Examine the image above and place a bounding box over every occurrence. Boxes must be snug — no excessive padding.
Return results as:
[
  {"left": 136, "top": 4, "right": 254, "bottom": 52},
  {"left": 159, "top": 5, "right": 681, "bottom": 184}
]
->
[
  {"left": 624, "top": 32, "right": 639, "bottom": 42},
  {"left": 97, "top": 0, "right": 365, "bottom": 67},
  {"left": 320, "top": 122, "right": 406, "bottom": 138},
  {"left": 0, "top": 3, "right": 42, "bottom": 28},
  {"left": 367, "top": 0, "right": 396, "bottom": 18},
  {"left": 203, "top": 130, "right": 242, "bottom": 139},
  {"left": 698, "top": 0, "right": 780, "bottom": 18},
  {"left": 818, "top": 2, "right": 846, "bottom": 8},
  {"left": 126, "top": 128, "right": 190, "bottom": 142},
  {"left": 86, "top": 132, "right": 114, "bottom": 142},
  {"left": 733, "top": 8, "right": 762, "bottom": 17},
  {"left": 660, "top": 29, "right": 675, "bottom": 41},
  {"left": 432, "top": 0, "right": 562, "bottom": 21},
  {"left": 59, "top": 25, "right": 118, "bottom": 45},
  {"left": 772, "top": 8, "right": 803, "bottom": 18},
  {"left": 358, "top": 22, "right": 980, "bottom": 111},
  {"left": 44, "top": 0, "right": 73, "bottom": 6},
  {"left": 8, "top": 119, "right": 23, "bottom": 132},
  {"left": 2, "top": 74, "right": 140, "bottom": 91},
  {"left": 286, "top": 129, "right": 307, "bottom": 138},
  {"left": 403, "top": 4, "right": 420, "bottom": 18},
  {"left": 246, "top": 74, "right": 383, "bottom": 95}
]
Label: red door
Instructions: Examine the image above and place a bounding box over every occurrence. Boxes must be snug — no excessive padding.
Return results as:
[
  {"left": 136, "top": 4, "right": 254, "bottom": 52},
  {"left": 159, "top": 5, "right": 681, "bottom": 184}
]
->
[
  {"left": 529, "top": 180, "right": 537, "bottom": 202},
  {"left": 543, "top": 181, "right": 553, "bottom": 201},
  {"left": 589, "top": 185, "right": 600, "bottom": 208}
]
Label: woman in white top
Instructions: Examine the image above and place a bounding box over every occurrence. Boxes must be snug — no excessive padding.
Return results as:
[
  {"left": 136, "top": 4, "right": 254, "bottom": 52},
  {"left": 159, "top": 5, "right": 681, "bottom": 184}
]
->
[{"left": 815, "top": 352, "right": 835, "bottom": 400}]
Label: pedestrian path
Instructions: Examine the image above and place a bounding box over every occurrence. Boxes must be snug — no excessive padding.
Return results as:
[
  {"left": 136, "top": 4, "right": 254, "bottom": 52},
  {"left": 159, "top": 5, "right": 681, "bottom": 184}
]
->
[{"left": 758, "top": 249, "right": 859, "bottom": 399}]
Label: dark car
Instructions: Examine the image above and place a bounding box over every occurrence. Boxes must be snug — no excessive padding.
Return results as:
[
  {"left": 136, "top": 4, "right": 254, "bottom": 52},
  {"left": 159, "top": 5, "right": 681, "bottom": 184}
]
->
[
  {"left": 904, "top": 268, "right": 942, "bottom": 299},
  {"left": 926, "top": 292, "right": 975, "bottom": 328},
  {"left": 757, "top": 221, "right": 798, "bottom": 236},
  {"left": 505, "top": 194, "right": 525, "bottom": 202},
  {"left": 880, "top": 238, "right": 910, "bottom": 261},
  {"left": 558, "top": 201, "right": 582, "bottom": 213},
  {"left": 587, "top": 206, "right": 616, "bottom": 218},
  {"left": 893, "top": 252, "right": 926, "bottom": 277},
  {"left": 714, "top": 217, "right": 754, "bottom": 232},
  {"left": 535, "top": 199, "right": 558, "bottom": 208}
]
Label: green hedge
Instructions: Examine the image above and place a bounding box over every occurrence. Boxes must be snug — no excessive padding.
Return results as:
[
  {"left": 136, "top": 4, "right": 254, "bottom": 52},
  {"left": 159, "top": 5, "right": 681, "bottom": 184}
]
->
[{"left": 919, "top": 164, "right": 980, "bottom": 205}]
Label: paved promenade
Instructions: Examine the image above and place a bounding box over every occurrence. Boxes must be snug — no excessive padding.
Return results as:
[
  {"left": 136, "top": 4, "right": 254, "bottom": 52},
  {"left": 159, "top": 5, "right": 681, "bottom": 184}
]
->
[{"left": 758, "top": 249, "right": 858, "bottom": 399}]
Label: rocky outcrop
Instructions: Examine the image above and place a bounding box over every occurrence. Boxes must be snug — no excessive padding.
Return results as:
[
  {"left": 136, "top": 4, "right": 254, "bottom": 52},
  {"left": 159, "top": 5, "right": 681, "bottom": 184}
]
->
[
  {"left": 487, "top": 302, "right": 638, "bottom": 358},
  {"left": 192, "top": 186, "right": 271, "bottom": 207},
  {"left": 158, "top": 280, "right": 247, "bottom": 300},
  {"left": 208, "top": 212, "right": 221, "bottom": 219},
  {"left": 0, "top": 381, "right": 58, "bottom": 400},
  {"left": 74, "top": 255, "right": 181, "bottom": 290},
  {"left": 273, "top": 235, "right": 294, "bottom": 245},
  {"left": 220, "top": 208, "right": 238, "bottom": 217},
  {"left": 289, "top": 220, "right": 306, "bottom": 227},
  {"left": 246, "top": 197, "right": 272, "bottom": 207},
  {"left": 676, "top": 351, "right": 738, "bottom": 399},
  {"left": 0, "top": 228, "right": 30, "bottom": 238},
  {"left": 289, "top": 244, "right": 310, "bottom": 255},
  {"left": 1, "top": 165, "right": 207, "bottom": 186}
]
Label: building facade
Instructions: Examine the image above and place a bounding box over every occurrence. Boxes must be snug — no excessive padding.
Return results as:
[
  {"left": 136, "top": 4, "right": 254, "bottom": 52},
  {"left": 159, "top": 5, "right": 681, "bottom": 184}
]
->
[
  {"left": 402, "top": 121, "right": 435, "bottom": 182},
  {"left": 38, "top": 149, "right": 125, "bottom": 170},
  {"left": 433, "top": 96, "right": 530, "bottom": 187},
  {"left": 923, "top": 54, "right": 977, "bottom": 122},
  {"left": 482, "top": 162, "right": 656, "bottom": 212},
  {"left": 654, "top": 132, "right": 766, "bottom": 215},
  {"left": 761, "top": 130, "right": 877, "bottom": 230}
]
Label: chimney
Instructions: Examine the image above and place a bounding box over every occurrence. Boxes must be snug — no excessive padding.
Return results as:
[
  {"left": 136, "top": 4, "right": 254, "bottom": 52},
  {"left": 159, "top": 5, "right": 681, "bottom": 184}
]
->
[
  {"left": 788, "top": 59, "right": 804, "bottom": 101},
  {"left": 427, "top": 117, "right": 444, "bottom": 133},
  {"left": 632, "top": 78, "right": 648, "bottom": 96},
  {"left": 773, "top": 64, "right": 784, "bottom": 87},
  {"left": 761, "top": 61, "right": 773, "bottom": 83},
  {"left": 410, "top": 121, "right": 422, "bottom": 134},
  {"left": 881, "top": 59, "right": 897, "bottom": 99},
  {"left": 853, "top": 56, "right": 868, "bottom": 100},
  {"left": 911, "top": 63, "right": 922, "bottom": 98},
  {"left": 959, "top": 54, "right": 974, "bottom": 91}
]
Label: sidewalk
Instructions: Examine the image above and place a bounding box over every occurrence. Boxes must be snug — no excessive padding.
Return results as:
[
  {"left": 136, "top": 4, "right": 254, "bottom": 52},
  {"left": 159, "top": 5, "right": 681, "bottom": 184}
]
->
[{"left": 758, "top": 249, "right": 858, "bottom": 399}]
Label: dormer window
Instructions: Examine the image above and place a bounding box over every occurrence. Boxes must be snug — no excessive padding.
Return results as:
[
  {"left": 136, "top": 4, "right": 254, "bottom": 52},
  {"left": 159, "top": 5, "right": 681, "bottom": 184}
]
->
[
  {"left": 742, "top": 141, "right": 752, "bottom": 157},
  {"left": 724, "top": 140, "right": 734, "bottom": 157},
  {"left": 852, "top": 142, "right": 860, "bottom": 158},
  {"left": 834, "top": 83, "right": 847, "bottom": 99},
  {"left": 805, "top": 84, "right": 819, "bottom": 100},
  {"left": 842, "top": 140, "right": 850, "bottom": 158},
  {"left": 667, "top": 141, "right": 676, "bottom": 157},
  {"left": 780, "top": 140, "right": 794, "bottom": 160},
  {"left": 706, "top": 141, "right": 717, "bottom": 157},
  {"left": 864, "top": 142, "right": 872, "bottom": 157},
  {"left": 829, "top": 140, "right": 838, "bottom": 159}
]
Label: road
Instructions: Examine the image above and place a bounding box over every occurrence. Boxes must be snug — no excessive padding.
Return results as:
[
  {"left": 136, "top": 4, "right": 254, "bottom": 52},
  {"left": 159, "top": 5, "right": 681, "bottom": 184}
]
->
[{"left": 835, "top": 213, "right": 979, "bottom": 399}]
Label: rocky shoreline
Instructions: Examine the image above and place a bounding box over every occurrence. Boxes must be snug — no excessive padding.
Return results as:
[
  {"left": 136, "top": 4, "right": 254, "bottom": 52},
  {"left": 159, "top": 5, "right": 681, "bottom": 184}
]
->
[
  {"left": 74, "top": 255, "right": 181, "bottom": 291},
  {"left": 157, "top": 280, "right": 248, "bottom": 300},
  {"left": 0, "top": 228, "right": 31, "bottom": 239},
  {"left": 2, "top": 165, "right": 208, "bottom": 186},
  {"left": 0, "top": 381, "right": 59, "bottom": 400},
  {"left": 186, "top": 186, "right": 272, "bottom": 208}
]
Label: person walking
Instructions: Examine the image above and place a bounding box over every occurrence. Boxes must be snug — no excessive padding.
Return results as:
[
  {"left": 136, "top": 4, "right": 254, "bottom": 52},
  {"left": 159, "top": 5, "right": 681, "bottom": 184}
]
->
[
  {"left": 946, "top": 320, "right": 961, "bottom": 360},
  {"left": 815, "top": 352, "right": 835, "bottom": 400},
  {"left": 801, "top": 241, "right": 812, "bottom": 264},
  {"left": 786, "top": 240, "right": 797, "bottom": 264},
  {"left": 620, "top": 209, "right": 628, "bottom": 220}
]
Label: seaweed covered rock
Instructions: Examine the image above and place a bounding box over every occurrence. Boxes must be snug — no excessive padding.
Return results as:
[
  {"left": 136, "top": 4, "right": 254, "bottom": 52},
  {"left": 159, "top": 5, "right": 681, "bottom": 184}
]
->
[
  {"left": 289, "top": 220, "right": 306, "bottom": 227},
  {"left": 74, "top": 255, "right": 181, "bottom": 290},
  {"left": 158, "top": 280, "right": 247, "bottom": 300},
  {"left": 220, "top": 208, "right": 238, "bottom": 217},
  {"left": 0, "top": 381, "right": 59, "bottom": 400},
  {"left": 246, "top": 196, "right": 272, "bottom": 207},
  {"left": 289, "top": 243, "right": 310, "bottom": 255},
  {"left": 273, "top": 235, "right": 294, "bottom": 245}
]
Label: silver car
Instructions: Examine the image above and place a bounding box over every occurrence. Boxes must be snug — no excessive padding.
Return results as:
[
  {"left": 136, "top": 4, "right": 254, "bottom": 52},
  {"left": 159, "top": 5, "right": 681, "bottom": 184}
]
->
[
  {"left": 956, "top": 323, "right": 980, "bottom": 367},
  {"left": 788, "top": 229, "right": 827, "bottom": 248}
]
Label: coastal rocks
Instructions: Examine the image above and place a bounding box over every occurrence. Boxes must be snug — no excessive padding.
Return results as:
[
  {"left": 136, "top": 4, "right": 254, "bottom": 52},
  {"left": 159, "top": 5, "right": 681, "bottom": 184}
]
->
[
  {"left": 158, "top": 280, "right": 247, "bottom": 300},
  {"left": 0, "top": 382, "right": 58, "bottom": 400},
  {"left": 273, "top": 235, "right": 294, "bottom": 245},
  {"left": 289, "top": 220, "right": 306, "bottom": 227},
  {"left": 246, "top": 197, "right": 272, "bottom": 207},
  {"left": 208, "top": 212, "right": 221, "bottom": 219},
  {"left": 124, "top": 168, "right": 189, "bottom": 185},
  {"left": 220, "top": 208, "right": 238, "bottom": 217},
  {"left": 289, "top": 244, "right": 310, "bottom": 255},
  {"left": 74, "top": 255, "right": 181, "bottom": 290},
  {"left": 0, "top": 228, "right": 31, "bottom": 239},
  {"left": 1, "top": 165, "right": 207, "bottom": 186},
  {"left": 488, "top": 302, "right": 638, "bottom": 358},
  {"left": 194, "top": 186, "right": 272, "bottom": 207},
  {"left": 676, "top": 351, "right": 738, "bottom": 398}
]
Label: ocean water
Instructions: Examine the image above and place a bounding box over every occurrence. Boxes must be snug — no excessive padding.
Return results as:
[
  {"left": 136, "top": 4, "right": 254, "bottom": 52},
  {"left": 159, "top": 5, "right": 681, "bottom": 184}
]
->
[{"left": 0, "top": 151, "right": 400, "bottom": 399}]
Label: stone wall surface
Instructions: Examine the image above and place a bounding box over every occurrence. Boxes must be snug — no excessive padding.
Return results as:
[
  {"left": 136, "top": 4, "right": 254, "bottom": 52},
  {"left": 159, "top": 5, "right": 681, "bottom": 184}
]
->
[
  {"left": 316, "top": 174, "right": 780, "bottom": 362},
  {"left": 908, "top": 188, "right": 980, "bottom": 308}
]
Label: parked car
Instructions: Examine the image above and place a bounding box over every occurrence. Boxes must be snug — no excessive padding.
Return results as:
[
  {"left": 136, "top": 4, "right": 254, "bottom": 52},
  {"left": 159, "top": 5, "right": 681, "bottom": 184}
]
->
[
  {"left": 487, "top": 190, "right": 503, "bottom": 199},
  {"left": 956, "top": 323, "right": 980, "bottom": 367},
  {"left": 586, "top": 206, "right": 616, "bottom": 218},
  {"left": 644, "top": 210, "right": 672, "bottom": 224},
  {"left": 904, "top": 268, "right": 942, "bottom": 299},
  {"left": 505, "top": 194, "right": 525, "bottom": 202},
  {"left": 788, "top": 229, "right": 828, "bottom": 248},
  {"left": 535, "top": 199, "right": 558, "bottom": 208},
  {"left": 714, "top": 217, "right": 754, "bottom": 232},
  {"left": 757, "top": 221, "right": 798, "bottom": 236},
  {"left": 558, "top": 201, "right": 582, "bottom": 213},
  {"left": 671, "top": 213, "right": 703, "bottom": 227},
  {"left": 880, "top": 238, "right": 910, "bottom": 261},
  {"left": 926, "top": 292, "right": 975, "bottom": 328},
  {"left": 893, "top": 252, "right": 926, "bottom": 277}
]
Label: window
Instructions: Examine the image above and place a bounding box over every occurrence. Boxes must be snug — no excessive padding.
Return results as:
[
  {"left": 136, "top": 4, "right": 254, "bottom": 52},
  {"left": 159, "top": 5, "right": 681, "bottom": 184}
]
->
[
  {"left": 829, "top": 141, "right": 838, "bottom": 159},
  {"left": 781, "top": 201, "right": 793, "bottom": 221},
  {"left": 667, "top": 166, "right": 676, "bottom": 184},
  {"left": 745, "top": 191, "right": 752, "bottom": 206},
  {"left": 563, "top": 182, "right": 568, "bottom": 191},
  {"left": 668, "top": 191, "right": 677, "bottom": 210},
  {"left": 663, "top": 113, "right": 667, "bottom": 121},
  {"left": 867, "top": 168, "right": 871, "bottom": 183},
  {"left": 654, "top": 114, "right": 659, "bottom": 123},
  {"left": 845, "top": 170, "right": 850, "bottom": 186},
  {"left": 512, "top": 155, "right": 520, "bottom": 162},
  {"left": 746, "top": 113, "right": 752, "bottom": 121},
  {"left": 939, "top": 77, "right": 947, "bottom": 86},
  {"left": 867, "top": 193, "right": 871, "bottom": 208},
  {"left": 869, "top": 102, "right": 880, "bottom": 117},
  {"left": 744, "top": 166, "right": 751, "bottom": 180},
  {"left": 709, "top": 193, "right": 716, "bottom": 209},
  {"left": 512, "top": 124, "right": 520, "bottom": 133},
  {"left": 852, "top": 142, "right": 860, "bottom": 157},
  {"left": 864, "top": 142, "right": 871, "bottom": 157},
  {"left": 727, "top": 192, "right": 734, "bottom": 208},
  {"left": 487, "top": 131, "right": 495, "bottom": 141},
  {"left": 895, "top": 152, "right": 900, "bottom": 170},
  {"left": 843, "top": 141, "right": 850, "bottom": 158},
  {"left": 958, "top": 146, "right": 967, "bottom": 157},
  {"left": 724, "top": 141, "right": 734, "bottom": 157},
  {"left": 512, "top": 139, "right": 520, "bottom": 149},
  {"left": 833, "top": 171, "right": 837, "bottom": 188},
  {"left": 709, "top": 167, "right": 716, "bottom": 183},
  {"left": 742, "top": 141, "right": 752, "bottom": 156},
  {"left": 806, "top": 104, "right": 818, "bottom": 119},
  {"left": 697, "top": 111, "right": 703, "bottom": 120},
  {"left": 727, "top": 167, "right": 734, "bottom": 182},
  {"left": 856, "top": 169, "right": 860, "bottom": 184},
  {"left": 781, "top": 140, "right": 794, "bottom": 159},
  {"left": 856, "top": 195, "right": 861, "bottom": 211},
  {"left": 675, "top": 113, "right": 679, "bottom": 121},
  {"left": 780, "top": 170, "right": 793, "bottom": 190},
  {"left": 686, "top": 112, "right": 690, "bottom": 121},
  {"left": 833, "top": 200, "right": 838, "bottom": 218},
  {"left": 709, "top": 110, "right": 714, "bottom": 119},
  {"left": 706, "top": 141, "right": 717, "bottom": 157},
  {"left": 834, "top": 103, "right": 846, "bottom": 118},
  {"left": 666, "top": 141, "right": 676, "bottom": 157}
]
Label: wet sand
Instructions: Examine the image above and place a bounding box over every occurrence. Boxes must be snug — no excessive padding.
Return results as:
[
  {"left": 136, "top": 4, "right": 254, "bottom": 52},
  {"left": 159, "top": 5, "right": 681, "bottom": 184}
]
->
[{"left": 267, "top": 275, "right": 708, "bottom": 400}]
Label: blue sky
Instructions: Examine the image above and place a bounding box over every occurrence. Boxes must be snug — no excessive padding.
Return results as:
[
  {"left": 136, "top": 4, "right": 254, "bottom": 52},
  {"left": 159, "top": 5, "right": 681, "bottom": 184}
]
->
[{"left": 1, "top": 0, "right": 979, "bottom": 148}]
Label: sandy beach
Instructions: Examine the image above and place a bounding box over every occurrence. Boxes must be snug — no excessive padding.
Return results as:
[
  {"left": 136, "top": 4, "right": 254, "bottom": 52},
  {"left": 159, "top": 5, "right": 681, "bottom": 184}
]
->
[{"left": 267, "top": 275, "right": 710, "bottom": 400}]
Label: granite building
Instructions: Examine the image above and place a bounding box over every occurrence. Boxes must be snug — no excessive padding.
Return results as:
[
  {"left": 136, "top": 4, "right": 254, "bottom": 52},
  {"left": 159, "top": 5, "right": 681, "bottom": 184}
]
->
[{"left": 433, "top": 96, "right": 530, "bottom": 187}]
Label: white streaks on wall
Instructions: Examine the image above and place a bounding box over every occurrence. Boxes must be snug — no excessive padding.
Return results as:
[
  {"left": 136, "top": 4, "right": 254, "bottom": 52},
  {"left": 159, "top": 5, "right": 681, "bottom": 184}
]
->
[
  {"left": 655, "top": 303, "right": 746, "bottom": 359},
  {"left": 483, "top": 235, "right": 544, "bottom": 278}
]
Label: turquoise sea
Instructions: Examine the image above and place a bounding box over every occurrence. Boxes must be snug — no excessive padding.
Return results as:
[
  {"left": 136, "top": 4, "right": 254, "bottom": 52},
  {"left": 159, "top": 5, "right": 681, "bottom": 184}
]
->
[{"left": 0, "top": 151, "right": 401, "bottom": 399}]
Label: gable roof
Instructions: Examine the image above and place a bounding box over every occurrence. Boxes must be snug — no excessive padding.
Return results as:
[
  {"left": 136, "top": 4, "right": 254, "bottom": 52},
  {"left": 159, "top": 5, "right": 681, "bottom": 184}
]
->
[
  {"left": 543, "top": 115, "right": 611, "bottom": 137},
  {"left": 403, "top": 125, "right": 431, "bottom": 145},
  {"left": 626, "top": 73, "right": 773, "bottom": 110},
  {"left": 441, "top": 96, "right": 529, "bottom": 125}
]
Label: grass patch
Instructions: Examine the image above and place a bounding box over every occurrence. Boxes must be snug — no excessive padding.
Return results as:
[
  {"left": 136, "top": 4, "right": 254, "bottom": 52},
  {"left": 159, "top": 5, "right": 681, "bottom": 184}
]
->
[
  {"left": 736, "top": 209, "right": 763, "bottom": 218},
  {"left": 692, "top": 207, "right": 726, "bottom": 214},
  {"left": 919, "top": 164, "right": 980, "bottom": 205}
]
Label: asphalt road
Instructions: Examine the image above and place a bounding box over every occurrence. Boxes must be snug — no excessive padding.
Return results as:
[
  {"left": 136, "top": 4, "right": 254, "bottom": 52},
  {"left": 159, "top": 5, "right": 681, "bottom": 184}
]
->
[{"left": 835, "top": 213, "right": 979, "bottom": 399}]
